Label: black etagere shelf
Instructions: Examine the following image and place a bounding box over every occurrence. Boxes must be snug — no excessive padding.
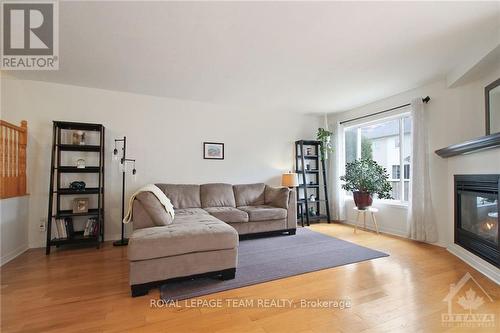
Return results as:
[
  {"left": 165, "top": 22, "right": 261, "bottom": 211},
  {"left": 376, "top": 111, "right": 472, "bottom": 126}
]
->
[
  {"left": 46, "top": 121, "right": 105, "bottom": 254},
  {"left": 295, "top": 140, "right": 331, "bottom": 226}
]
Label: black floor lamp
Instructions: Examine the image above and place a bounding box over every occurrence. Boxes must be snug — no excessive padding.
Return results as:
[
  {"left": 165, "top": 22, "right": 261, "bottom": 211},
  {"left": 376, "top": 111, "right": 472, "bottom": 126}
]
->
[{"left": 112, "top": 136, "right": 136, "bottom": 247}]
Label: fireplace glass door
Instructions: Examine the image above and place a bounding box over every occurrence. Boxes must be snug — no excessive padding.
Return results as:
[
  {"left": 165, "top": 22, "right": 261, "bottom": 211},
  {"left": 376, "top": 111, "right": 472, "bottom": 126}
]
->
[{"left": 459, "top": 191, "right": 498, "bottom": 245}]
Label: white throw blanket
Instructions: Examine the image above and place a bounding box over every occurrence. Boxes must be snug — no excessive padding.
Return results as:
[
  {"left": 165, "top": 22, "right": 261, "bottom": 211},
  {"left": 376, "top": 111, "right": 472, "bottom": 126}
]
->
[{"left": 123, "top": 184, "right": 175, "bottom": 224}]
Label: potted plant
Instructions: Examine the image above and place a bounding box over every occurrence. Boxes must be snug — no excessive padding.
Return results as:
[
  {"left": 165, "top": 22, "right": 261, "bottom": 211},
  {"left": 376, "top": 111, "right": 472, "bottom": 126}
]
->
[
  {"left": 340, "top": 158, "right": 393, "bottom": 209},
  {"left": 316, "top": 128, "right": 333, "bottom": 160}
]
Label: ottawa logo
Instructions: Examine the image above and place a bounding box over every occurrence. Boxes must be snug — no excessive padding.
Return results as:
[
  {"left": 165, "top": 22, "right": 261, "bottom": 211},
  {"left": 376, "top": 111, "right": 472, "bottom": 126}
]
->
[{"left": 441, "top": 272, "right": 496, "bottom": 328}]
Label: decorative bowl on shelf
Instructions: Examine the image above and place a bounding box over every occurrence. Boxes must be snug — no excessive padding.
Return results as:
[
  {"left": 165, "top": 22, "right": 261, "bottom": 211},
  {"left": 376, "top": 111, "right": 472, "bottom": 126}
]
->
[
  {"left": 76, "top": 158, "right": 86, "bottom": 169},
  {"left": 69, "top": 181, "right": 86, "bottom": 191}
]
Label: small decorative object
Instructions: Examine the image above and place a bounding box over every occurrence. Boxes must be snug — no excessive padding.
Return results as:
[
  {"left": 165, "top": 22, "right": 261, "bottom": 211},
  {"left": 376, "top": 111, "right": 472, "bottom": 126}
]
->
[
  {"left": 281, "top": 172, "right": 299, "bottom": 188},
  {"left": 306, "top": 147, "right": 312, "bottom": 155},
  {"left": 305, "top": 163, "right": 311, "bottom": 170},
  {"left": 76, "top": 158, "right": 86, "bottom": 168},
  {"left": 309, "top": 207, "right": 316, "bottom": 216},
  {"left": 309, "top": 194, "right": 316, "bottom": 201},
  {"left": 72, "top": 130, "right": 86, "bottom": 145},
  {"left": 485, "top": 78, "right": 500, "bottom": 135},
  {"left": 309, "top": 181, "right": 314, "bottom": 185},
  {"left": 69, "top": 181, "right": 86, "bottom": 191},
  {"left": 203, "top": 142, "right": 224, "bottom": 160},
  {"left": 316, "top": 128, "right": 334, "bottom": 160},
  {"left": 340, "top": 158, "right": 393, "bottom": 210},
  {"left": 72, "top": 198, "right": 89, "bottom": 214}
]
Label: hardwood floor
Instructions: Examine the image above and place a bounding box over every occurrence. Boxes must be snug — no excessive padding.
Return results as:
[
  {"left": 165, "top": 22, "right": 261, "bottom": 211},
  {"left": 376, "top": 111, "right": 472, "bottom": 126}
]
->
[{"left": 1, "top": 223, "right": 498, "bottom": 333}]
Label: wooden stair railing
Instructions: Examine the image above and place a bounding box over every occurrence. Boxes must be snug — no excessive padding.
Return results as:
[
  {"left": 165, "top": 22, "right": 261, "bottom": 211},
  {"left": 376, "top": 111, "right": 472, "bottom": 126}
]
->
[{"left": 0, "top": 120, "right": 27, "bottom": 199}]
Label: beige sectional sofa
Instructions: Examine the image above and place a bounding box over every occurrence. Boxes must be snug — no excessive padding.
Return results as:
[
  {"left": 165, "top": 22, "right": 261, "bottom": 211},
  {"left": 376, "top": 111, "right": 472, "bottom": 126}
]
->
[{"left": 128, "top": 183, "right": 296, "bottom": 296}]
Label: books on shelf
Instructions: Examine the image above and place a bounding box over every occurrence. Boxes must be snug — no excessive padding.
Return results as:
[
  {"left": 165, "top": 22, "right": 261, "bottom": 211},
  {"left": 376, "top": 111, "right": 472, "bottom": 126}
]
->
[
  {"left": 52, "top": 217, "right": 98, "bottom": 239},
  {"left": 65, "top": 219, "right": 74, "bottom": 237},
  {"left": 52, "top": 218, "right": 73, "bottom": 239},
  {"left": 83, "top": 218, "right": 98, "bottom": 237}
]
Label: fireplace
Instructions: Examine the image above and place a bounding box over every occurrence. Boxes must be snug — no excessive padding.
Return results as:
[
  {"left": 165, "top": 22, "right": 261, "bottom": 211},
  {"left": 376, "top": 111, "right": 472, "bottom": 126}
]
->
[{"left": 455, "top": 175, "right": 499, "bottom": 267}]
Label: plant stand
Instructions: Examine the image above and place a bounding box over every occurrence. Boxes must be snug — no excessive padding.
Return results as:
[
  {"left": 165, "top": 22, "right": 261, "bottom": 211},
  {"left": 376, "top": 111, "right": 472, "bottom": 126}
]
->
[{"left": 353, "top": 207, "right": 379, "bottom": 234}]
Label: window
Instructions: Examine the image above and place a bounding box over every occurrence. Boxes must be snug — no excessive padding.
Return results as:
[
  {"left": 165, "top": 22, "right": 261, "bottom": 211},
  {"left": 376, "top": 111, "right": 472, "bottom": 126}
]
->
[
  {"left": 392, "top": 165, "right": 400, "bottom": 179},
  {"left": 344, "top": 113, "right": 411, "bottom": 203},
  {"left": 404, "top": 164, "right": 410, "bottom": 179}
]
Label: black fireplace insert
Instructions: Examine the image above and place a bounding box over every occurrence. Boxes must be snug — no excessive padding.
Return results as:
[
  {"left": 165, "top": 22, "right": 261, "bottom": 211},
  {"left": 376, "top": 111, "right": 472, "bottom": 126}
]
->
[{"left": 455, "top": 175, "right": 499, "bottom": 267}]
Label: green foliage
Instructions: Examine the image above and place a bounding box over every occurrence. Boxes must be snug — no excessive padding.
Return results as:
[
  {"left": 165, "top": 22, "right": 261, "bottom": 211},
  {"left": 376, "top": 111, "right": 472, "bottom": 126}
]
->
[
  {"left": 361, "top": 137, "right": 373, "bottom": 160},
  {"left": 340, "top": 158, "right": 393, "bottom": 199},
  {"left": 316, "top": 128, "right": 333, "bottom": 160}
]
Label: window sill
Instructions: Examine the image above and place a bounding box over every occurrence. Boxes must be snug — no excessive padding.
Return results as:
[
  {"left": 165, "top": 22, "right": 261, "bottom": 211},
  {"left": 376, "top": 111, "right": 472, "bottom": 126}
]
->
[
  {"left": 345, "top": 196, "right": 408, "bottom": 209},
  {"left": 375, "top": 200, "right": 408, "bottom": 209}
]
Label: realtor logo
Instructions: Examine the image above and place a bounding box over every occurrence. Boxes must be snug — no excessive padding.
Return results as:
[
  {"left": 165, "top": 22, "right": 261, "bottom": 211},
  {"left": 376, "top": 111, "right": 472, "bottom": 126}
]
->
[
  {"left": 1, "top": 0, "right": 59, "bottom": 70},
  {"left": 441, "top": 272, "right": 496, "bottom": 328}
]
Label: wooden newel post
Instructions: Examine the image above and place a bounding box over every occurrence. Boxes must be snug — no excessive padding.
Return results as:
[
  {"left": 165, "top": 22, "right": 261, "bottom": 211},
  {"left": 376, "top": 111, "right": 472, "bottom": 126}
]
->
[
  {"left": 19, "top": 120, "right": 27, "bottom": 196},
  {"left": 0, "top": 125, "right": 3, "bottom": 198}
]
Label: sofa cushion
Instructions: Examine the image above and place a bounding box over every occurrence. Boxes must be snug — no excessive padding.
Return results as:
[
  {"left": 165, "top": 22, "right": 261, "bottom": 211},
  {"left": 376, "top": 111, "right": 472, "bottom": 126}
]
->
[
  {"left": 128, "top": 214, "right": 238, "bottom": 261},
  {"left": 200, "top": 183, "right": 236, "bottom": 208},
  {"left": 204, "top": 207, "right": 249, "bottom": 223},
  {"left": 233, "top": 183, "right": 266, "bottom": 207},
  {"left": 238, "top": 205, "right": 287, "bottom": 222},
  {"left": 174, "top": 208, "right": 209, "bottom": 216},
  {"left": 156, "top": 184, "right": 201, "bottom": 209},
  {"left": 264, "top": 186, "right": 290, "bottom": 209},
  {"left": 135, "top": 192, "right": 173, "bottom": 226}
]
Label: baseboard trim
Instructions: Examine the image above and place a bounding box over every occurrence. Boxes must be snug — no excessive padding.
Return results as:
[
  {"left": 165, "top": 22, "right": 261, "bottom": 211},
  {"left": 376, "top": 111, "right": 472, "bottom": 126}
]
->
[
  {"left": 30, "top": 233, "right": 123, "bottom": 249},
  {"left": 1, "top": 244, "right": 29, "bottom": 266},
  {"left": 339, "top": 220, "right": 407, "bottom": 239},
  {"left": 106, "top": 234, "right": 123, "bottom": 242},
  {"left": 447, "top": 243, "right": 500, "bottom": 285},
  {"left": 338, "top": 220, "right": 448, "bottom": 248}
]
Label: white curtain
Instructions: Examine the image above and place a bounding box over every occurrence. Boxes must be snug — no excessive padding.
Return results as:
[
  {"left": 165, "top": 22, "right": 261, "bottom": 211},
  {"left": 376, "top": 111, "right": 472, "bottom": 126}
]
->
[
  {"left": 332, "top": 122, "right": 346, "bottom": 221},
  {"left": 407, "top": 98, "right": 438, "bottom": 242}
]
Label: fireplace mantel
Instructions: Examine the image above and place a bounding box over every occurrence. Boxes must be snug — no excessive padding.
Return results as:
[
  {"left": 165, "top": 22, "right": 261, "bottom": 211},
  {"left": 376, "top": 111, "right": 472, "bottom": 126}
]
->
[{"left": 435, "top": 133, "right": 500, "bottom": 158}]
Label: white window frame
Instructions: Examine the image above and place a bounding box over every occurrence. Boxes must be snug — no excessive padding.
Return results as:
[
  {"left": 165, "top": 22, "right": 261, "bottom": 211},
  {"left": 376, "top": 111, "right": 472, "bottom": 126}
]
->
[{"left": 343, "top": 111, "right": 411, "bottom": 206}]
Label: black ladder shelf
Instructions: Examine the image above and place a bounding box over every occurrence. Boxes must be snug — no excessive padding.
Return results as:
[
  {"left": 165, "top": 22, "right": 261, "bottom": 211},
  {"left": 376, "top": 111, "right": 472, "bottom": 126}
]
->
[
  {"left": 46, "top": 121, "right": 105, "bottom": 254},
  {"left": 295, "top": 140, "right": 331, "bottom": 226}
]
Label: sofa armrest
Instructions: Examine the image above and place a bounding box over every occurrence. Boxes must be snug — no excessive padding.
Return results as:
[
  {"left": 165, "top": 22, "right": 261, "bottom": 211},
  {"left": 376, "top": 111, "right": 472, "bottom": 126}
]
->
[
  {"left": 132, "top": 192, "right": 174, "bottom": 230},
  {"left": 286, "top": 189, "right": 297, "bottom": 230},
  {"left": 264, "top": 186, "right": 290, "bottom": 209},
  {"left": 132, "top": 199, "right": 156, "bottom": 230}
]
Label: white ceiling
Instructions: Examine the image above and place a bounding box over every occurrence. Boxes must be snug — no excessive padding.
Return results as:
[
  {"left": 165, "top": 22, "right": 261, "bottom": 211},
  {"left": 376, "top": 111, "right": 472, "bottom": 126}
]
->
[{"left": 6, "top": 1, "right": 500, "bottom": 113}]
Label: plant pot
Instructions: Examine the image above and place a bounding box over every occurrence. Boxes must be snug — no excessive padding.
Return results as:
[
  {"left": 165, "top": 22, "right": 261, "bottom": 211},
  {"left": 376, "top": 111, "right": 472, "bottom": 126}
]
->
[{"left": 353, "top": 191, "right": 372, "bottom": 210}]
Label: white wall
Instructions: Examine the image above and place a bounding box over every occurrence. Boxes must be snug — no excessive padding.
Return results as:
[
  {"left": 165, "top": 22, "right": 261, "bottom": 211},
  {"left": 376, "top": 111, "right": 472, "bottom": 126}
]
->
[
  {"left": 0, "top": 196, "right": 29, "bottom": 265},
  {"left": 1, "top": 77, "right": 319, "bottom": 248},
  {"left": 328, "top": 68, "right": 500, "bottom": 249}
]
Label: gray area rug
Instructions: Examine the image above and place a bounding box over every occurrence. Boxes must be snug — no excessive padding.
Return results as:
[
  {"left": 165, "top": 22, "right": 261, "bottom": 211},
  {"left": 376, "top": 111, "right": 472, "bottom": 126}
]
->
[{"left": 160, "top": 228, "right": 388, "bottom": 301}]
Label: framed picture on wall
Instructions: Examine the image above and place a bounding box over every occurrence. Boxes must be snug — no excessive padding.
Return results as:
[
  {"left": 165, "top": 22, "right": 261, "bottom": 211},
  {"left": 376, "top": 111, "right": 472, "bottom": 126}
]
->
[
  {"left": 203, "top": 142, "right": 224, "bottom": 160},
  {"left": 485, "top": 78, "right": 500, "bottom": 135}
]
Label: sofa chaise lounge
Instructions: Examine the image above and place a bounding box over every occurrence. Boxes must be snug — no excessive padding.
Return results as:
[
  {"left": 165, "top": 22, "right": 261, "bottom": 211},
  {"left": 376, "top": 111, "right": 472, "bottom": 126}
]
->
[{"left": 128, "top": 183, "right": 296, "bottom": 296}]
